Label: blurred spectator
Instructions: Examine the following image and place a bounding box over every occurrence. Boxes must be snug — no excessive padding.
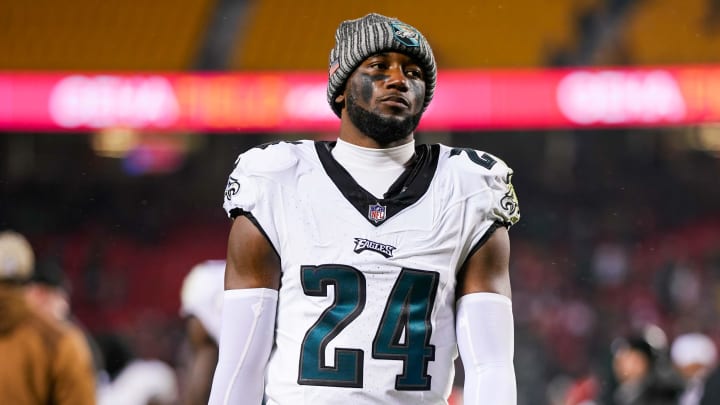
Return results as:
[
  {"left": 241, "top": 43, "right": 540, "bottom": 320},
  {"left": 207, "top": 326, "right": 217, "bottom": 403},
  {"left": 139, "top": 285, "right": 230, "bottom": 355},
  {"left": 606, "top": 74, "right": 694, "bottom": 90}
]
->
[
  {"left": 179, "top": 259, "right": 224, "bottom": 405},
  {"left": 25, "top": 259, "right": 106, "bottom": 379},
  {"left": 96, "top": 333, "right": 178, "bottom": 405},
  {"left": 563, "top": 374, "right": 600, "bottom": 405},
  {"left": 591, "top": 242, "right": 628, "bottom": 287},
  {"left": 25, "top": 259, "right": 71, "bottom": 320},
  {"left": 670, "top": 332, "right": 719, "bottom": 405},
  {"left": 0, "top": 230, "right": 96, "bottom": 404},
  {"left": 605, "top": 328, "right": 683, "bottom": 405}
]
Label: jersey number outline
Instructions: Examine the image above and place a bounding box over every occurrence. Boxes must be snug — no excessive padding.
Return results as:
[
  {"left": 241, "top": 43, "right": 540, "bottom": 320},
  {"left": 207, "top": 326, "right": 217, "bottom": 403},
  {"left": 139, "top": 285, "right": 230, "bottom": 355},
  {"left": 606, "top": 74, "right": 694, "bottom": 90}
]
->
[
  {"left": 298, "top": 265, "right": 439, "bottom": 390},
  {"left": 449, "top": 148, "right": 497, "bottom": 170}
]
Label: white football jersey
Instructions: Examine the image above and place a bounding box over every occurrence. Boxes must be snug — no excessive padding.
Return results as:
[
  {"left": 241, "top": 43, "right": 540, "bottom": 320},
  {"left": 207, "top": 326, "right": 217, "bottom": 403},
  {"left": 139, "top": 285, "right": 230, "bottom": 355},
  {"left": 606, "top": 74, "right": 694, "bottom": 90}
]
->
[
  {"left": 223, "top": 140, "right": 519, "bottom": 405},
  {"left": 180, "top": 260, "right": 226, "bottom": 342}
]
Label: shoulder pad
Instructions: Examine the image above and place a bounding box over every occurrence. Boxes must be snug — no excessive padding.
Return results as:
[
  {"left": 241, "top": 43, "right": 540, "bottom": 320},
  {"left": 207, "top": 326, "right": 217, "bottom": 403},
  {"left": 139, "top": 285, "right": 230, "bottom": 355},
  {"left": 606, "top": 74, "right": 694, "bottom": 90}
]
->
[
  {"left": 443, "top": 146, "right": 510, "bottom": 176},
  {"left": 440, "top": 145, "right": 520, "bottom": 227},
  {"left": 237, "top": 141, "right": 306, "bottom": 174}
]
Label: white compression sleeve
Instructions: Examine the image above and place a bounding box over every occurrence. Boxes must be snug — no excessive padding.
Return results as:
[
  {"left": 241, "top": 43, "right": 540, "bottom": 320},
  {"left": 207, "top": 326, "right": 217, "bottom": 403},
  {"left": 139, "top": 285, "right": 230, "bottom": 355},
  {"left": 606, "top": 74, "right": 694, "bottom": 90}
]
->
[
  {"left": 456, "top": 292, "right": 517, "bottom": 405},
  {"left": 208, "top": 288, "right": 278, "bottom": 405}
]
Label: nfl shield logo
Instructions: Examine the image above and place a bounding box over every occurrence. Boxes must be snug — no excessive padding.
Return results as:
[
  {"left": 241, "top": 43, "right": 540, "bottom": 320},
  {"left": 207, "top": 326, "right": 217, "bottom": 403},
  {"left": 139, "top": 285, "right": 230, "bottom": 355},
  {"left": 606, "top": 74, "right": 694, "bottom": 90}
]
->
[{"left": 368, "top": 203, "right": 387, "bottom": 223}]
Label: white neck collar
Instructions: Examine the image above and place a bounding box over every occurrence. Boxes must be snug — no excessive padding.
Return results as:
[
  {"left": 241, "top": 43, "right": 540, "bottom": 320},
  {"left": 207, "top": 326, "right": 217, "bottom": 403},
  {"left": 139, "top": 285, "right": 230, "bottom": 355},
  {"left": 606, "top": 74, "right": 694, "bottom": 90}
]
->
[{"left": 332, "top": 138, "right": 415, "bottom": 170}]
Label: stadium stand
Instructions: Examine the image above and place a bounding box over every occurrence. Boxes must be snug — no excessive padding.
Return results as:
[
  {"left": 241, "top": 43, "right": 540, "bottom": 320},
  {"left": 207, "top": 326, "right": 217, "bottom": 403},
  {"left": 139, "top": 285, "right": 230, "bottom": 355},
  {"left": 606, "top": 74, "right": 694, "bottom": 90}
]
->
[
  {"left": 0, "top": 0, "right": 215, "bottom": 70},
  {"left": 230, "top": 0, "right": 600, "bottom": 69},
  {"left": 624, "top": 0, "right": 720, "bottom": 65},
  {"left": 2, "top": 0, "right": 719, "bottom": 70}
]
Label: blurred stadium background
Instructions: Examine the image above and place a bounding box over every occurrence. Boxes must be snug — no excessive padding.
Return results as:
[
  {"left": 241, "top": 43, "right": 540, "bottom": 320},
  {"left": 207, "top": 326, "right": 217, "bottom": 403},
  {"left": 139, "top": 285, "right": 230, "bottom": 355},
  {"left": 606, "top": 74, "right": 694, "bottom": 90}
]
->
[{"left": 2, "top": 0, "right": 720, "bottom": 404}]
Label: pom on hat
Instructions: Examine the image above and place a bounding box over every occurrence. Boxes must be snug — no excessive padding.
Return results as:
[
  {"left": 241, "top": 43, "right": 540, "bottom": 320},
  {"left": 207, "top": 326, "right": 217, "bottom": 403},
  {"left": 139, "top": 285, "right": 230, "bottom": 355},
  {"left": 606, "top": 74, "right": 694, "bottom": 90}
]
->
[{"left": 327, "top": 13, "right": 437, "bottom": 117}]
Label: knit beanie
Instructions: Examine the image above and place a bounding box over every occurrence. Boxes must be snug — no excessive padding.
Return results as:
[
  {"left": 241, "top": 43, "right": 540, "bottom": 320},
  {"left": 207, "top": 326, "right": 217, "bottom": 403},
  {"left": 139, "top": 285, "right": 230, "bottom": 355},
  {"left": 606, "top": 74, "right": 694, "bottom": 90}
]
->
[{"left": 327, "top": 13, "right": 437, "bottom": 117}]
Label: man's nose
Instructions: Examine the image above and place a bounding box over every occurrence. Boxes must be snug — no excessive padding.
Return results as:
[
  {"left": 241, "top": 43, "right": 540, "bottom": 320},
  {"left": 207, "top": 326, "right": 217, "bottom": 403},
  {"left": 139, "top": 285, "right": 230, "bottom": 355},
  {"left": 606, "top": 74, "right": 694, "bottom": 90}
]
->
[{"left": 385, "top": 67, "right": 409, "bottom": 91}]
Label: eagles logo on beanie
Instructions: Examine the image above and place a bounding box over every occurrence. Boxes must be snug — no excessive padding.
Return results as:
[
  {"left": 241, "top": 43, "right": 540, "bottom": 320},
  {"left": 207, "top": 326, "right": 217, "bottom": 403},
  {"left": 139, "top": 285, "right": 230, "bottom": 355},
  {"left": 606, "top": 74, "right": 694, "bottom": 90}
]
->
[{"left": 327, "top": 13, "right": 437, "bottom": 117}]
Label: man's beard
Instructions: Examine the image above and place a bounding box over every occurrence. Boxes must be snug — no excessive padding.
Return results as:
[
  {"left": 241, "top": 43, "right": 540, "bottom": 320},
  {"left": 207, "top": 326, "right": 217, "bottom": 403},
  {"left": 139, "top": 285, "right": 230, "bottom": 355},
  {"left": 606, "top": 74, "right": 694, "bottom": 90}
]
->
[{"left": 346, "top": 93, "right": 422, "bottom": 146}]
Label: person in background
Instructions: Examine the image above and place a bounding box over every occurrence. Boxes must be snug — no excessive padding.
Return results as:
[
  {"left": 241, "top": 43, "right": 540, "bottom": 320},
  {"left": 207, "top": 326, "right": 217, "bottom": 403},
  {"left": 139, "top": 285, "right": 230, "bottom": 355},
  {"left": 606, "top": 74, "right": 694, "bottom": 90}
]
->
[
  {"left": 608, "top": 332, "right": 683, "bottom": 405},
  {"left": 670, "top": 332, "right": 719, "bottom": 405},
  {"left": 25, "top": 258, "right": 106, "bottom": 377},
  {"left": 25, "top": 259, "right": 71, "bottom": 320},
  {"left": 210, "top": 12, "right": 520, "bottom": 405},
  {"left": 96, "top": 332, "right": 178, "bottom": 405},
  {"left": 179, "top": 259, "right": 225, "bottom": 405},
  {"left": 0, "top": 230, "right": 96, "bottom": 405}
]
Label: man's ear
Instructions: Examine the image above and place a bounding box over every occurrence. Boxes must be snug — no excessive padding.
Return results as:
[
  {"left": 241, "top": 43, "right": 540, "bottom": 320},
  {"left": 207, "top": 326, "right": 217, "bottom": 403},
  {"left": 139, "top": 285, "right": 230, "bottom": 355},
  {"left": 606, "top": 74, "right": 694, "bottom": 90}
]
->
[{"left": 334, "top": 94, "right": 346, "bottom": 110}]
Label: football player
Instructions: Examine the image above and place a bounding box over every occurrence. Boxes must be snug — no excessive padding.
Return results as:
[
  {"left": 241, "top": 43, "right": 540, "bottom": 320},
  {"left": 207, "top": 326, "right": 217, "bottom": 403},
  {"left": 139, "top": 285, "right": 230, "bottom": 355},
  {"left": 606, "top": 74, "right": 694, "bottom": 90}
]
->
[{"left": 210, "top": 13, "right": 520, "bottom": 405}]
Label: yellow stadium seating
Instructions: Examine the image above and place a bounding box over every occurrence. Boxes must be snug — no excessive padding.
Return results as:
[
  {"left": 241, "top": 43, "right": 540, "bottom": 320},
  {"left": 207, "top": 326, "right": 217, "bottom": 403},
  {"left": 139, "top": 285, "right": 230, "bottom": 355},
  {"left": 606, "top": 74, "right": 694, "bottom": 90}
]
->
[
  {"left": 624, "top": 0, "right": 720, "bottom": 65},
  {"left": 4, "top": 0, "right": 717, "bottom": 71},
  {"left": 0, "top": 0, "right": 215, "bottom": 70},
  {"left": 231, "top": 0, "right": 599, "bottom": 70}
]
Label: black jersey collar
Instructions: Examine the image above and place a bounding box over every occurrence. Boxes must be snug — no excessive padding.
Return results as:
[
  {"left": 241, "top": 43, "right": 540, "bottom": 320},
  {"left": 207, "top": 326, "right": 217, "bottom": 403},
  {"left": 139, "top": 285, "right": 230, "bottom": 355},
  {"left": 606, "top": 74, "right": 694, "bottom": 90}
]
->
[{"left": 315, "top": 141, "right": 439, "bottom": 227}]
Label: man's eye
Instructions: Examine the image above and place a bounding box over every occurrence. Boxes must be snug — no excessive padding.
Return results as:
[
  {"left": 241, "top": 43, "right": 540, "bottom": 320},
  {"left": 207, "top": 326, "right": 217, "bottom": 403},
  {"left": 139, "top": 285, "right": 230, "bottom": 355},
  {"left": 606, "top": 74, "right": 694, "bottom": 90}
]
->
[
  {"left": 406, "top": 69, "right": 423, "bottom": 79},
  {"left": 370, "top": 63, "right": 387, "bottom": 69}
]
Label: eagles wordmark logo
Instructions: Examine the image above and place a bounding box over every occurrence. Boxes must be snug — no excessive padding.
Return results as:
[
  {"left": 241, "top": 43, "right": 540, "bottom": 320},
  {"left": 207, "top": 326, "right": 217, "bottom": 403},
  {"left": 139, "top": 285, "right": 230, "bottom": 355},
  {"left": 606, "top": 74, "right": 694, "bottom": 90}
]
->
[{"left": 353, "top": 238, "right": 396, "bottom": 258}]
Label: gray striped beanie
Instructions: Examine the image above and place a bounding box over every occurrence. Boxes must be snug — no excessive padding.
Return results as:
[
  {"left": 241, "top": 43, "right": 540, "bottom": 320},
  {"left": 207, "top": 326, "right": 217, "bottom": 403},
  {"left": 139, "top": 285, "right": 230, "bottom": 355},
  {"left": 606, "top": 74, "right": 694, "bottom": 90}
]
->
[{"left": 327, "top": 13, "right": 437, "bottom": 117}]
